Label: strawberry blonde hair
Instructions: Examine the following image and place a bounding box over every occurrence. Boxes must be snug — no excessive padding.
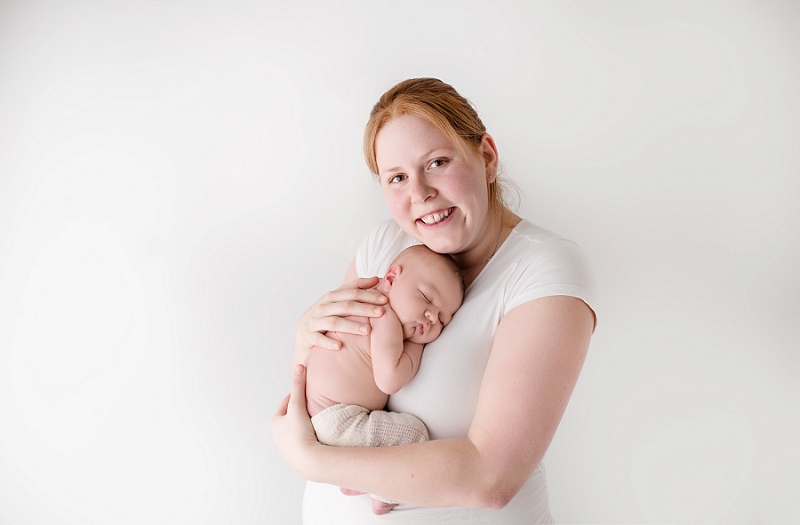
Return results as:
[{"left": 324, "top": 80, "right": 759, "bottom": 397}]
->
[{"left": 363, "top": 78, "right": 513, "bottom": 214}]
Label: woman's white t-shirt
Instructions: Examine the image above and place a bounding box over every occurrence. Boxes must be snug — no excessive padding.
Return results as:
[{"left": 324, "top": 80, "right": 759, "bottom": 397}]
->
[{"left": 302, "top": 219, "right": 596, "bottom": 525}]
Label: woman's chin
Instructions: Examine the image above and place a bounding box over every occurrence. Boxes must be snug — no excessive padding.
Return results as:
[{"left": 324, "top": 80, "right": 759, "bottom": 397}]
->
[{"left": 412, "top": 232, "right": 462, "bottom": 255}]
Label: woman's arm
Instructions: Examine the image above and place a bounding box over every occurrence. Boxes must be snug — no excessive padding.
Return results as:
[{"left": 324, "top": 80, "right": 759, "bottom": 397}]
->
[
  {"left": 273, "top": 295, "right": 594, "bottom": 508},
  {"left": 291, "top": 259, "right": 387, "bottom": 370}
]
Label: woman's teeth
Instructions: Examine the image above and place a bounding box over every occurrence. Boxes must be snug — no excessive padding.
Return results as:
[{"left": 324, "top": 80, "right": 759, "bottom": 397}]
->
[{"left": 420, "top": 207, "right": 452, "bottom": 225}]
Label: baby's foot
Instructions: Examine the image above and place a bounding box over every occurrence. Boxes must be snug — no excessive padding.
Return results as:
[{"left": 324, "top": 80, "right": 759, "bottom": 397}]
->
[
  {"left": 371, "top": 498, "right": 397, "bottom": 515},
  {"left": 340, "top": 487, "right": 366, "bottom": 496}
]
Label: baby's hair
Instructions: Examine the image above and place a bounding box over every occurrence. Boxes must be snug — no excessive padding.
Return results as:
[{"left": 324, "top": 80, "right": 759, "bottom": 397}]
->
[{"left": 393, "top": 245, "right": 464, "bottom": 292}]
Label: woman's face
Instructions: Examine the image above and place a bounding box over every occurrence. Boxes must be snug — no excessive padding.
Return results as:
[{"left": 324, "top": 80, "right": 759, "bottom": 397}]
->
[{"left": 374, "top": 114, "right": 498, "bottom": 257}]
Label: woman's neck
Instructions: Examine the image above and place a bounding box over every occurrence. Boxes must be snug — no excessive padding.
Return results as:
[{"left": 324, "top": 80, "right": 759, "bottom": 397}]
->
[{"left": 455, "top": 209, "right": 520, "bottom": 287}]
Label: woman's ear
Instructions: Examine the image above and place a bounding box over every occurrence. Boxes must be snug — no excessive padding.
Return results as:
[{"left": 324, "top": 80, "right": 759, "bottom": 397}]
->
[{"left": 480, "top": 133, "right": 499, "bottom": 181}]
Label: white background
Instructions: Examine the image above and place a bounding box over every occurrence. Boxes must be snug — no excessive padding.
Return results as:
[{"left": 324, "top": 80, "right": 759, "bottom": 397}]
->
[{"left": 1, "top": 1, "right": 798, "bottom": 523}]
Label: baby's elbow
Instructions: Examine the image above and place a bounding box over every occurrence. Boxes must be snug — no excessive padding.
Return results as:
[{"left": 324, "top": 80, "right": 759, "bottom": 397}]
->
[{"left": 373, "top": 375, "right": 403, "bottom": 396}]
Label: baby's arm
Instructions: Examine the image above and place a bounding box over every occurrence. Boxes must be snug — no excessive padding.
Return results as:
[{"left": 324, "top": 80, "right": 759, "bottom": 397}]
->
[{"left": 369, "top": 303, "right": 424, "bottom": 395}]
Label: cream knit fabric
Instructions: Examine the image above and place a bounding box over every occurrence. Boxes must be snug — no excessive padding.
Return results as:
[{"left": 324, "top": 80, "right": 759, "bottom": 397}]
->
[{"left": 311, "top": 404, "right": 429, "bottom": 504}]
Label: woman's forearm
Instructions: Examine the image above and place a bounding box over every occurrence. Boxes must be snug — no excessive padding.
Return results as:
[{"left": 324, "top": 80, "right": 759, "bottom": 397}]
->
[
  {"left": 307, "top": 436, "right": 525, "bottom": 510},
  {"left": 273, "top": 297, "right": 594, "bottom": 511},
  {"left": 276, "top": 362, "right": 529, "bottom": 509}
]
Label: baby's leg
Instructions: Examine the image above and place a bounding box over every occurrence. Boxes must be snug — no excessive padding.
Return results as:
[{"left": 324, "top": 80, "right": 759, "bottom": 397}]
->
[
  {"left": 341, "top": 489, "right": 398, "bottom": 514},
  {"left": 312, "top": 404, "right": 430, "bottom": 511},
  {"left": 371, "top": 497, "right": 397, "bottom": 515},
  {"left": 310, "top": 404, "right": 429, "bottom": 448}
]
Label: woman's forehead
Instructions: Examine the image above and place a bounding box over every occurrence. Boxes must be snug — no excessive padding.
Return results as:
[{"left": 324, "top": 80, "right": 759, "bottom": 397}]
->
[{"left": 376, "top": 115, "right": 455, "bottom": 163}]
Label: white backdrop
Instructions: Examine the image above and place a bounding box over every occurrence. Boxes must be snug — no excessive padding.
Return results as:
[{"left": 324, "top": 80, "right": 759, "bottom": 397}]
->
[{"left": 1, "top": 1, "right": 798, "bottom": 523}]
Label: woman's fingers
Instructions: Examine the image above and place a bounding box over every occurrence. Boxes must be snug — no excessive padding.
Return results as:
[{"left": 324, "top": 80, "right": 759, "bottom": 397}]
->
[
  {"left": 347, "top": 275, "right": 381, "bottom": 291},
  {"left": 289, "top": 364, "right": 308, "bottom": 411},
  {"left": 270, "top": 364, "right": 319, "bottom": 479},
  {"left": 295, "top": 276, "right": 388, "bottom": 351},
  {"left": 309, "top": 308, "right": 380, "bottom": 333},
  {"left": 274, "top": 392, "right": 290, "bottom": 417},
  {"left": 321, "top": 288, "right": 387, "bottom": 316},
  {"left": 324, "top": 287, "right": 387, "bottom": 310},
  {"left": 307, "top": 330, "right": 343, "bottom": 351},
  {"left": 305, "top": 280, "right": 387, "bottom": 342},
  {"left": 270, "top": 367, "right": 308, "bottom": 427}
]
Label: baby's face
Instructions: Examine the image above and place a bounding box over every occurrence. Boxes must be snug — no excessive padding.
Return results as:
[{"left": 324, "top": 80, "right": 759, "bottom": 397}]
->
[{"left": 387, "top": 257, "right": 463, "bottom": 344}]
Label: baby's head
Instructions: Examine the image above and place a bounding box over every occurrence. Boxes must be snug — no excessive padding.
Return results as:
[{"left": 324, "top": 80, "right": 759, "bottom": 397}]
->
[{"left": 378, "top": 245, "right": 464, "bottom": 344}]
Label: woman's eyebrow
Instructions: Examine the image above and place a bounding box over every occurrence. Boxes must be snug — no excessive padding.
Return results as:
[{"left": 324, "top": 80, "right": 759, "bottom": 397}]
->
[
  {"left": 382, "top": 147, "right": 452, "bottom": 174},
  {"left": 424, "top": 146, "right": 453, "bottom": 159},
  {"left": 380, "top": 166, "right": 403, "bottom": 176}
]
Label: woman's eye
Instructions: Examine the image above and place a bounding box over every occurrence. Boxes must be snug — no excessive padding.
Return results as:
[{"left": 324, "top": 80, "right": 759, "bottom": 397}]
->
[
  {"left": 389, "top": 174, "right": 405, "bottom": 184},
  {"left": 429, "top": 159, "right": 446, "bottom": 169}
]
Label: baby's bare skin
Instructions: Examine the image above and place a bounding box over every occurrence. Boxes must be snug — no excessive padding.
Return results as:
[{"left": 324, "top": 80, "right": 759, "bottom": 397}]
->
[
  {"left": 305, "top": 315, "right": 389, "bottom": 417},
  {"left": 304, "top": 248, "right": 463, "bottom": 421},
  {"left": 300, "top": 247, "right": 464, "bottom": 515}
]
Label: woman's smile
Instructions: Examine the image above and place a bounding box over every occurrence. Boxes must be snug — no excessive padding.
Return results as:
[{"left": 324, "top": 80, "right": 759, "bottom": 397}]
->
[
  {"left": 417, "top": 206, "right": 455, "bottom": 226},
  {"left": 375, "top": 113, "right": 496, "bottom": 259}
]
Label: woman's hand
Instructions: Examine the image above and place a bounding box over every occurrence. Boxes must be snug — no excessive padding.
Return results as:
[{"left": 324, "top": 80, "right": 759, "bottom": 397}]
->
[
  {"left": 295, "top": 275, "right": 387, "bottom": 353},
  {"left": 270, "top": 364, "right": 320, "bottom": 480}
]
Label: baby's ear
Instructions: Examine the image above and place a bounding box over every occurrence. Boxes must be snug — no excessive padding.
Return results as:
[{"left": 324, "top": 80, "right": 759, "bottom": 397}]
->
[{"left": 383, "top": 264, "right": 402, "bottom": 289}]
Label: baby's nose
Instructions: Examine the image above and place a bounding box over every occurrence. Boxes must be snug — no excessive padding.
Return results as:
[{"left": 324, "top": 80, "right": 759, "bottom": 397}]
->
[{"left": 425, "top": 310, "right": 436, "bottom": 324}]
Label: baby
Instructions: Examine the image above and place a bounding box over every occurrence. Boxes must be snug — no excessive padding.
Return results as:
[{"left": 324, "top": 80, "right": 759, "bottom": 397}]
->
[{"left": 304, "top": 244, "right": 464, "bottom": 514}]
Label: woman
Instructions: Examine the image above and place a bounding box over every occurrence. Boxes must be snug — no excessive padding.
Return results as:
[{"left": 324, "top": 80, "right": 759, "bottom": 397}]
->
[{"left": 272, "top": 78, "right": 596, "bottom": 523}]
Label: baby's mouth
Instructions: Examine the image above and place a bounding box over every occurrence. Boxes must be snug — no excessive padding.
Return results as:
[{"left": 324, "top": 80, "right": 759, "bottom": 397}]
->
[{"left": 418, "top": 207, "right": 454, "bottom": 225}]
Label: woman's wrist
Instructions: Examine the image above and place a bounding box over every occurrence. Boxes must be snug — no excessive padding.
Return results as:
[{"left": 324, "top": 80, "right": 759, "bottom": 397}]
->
[{"left": 300, "top": 440, "right": 328, "bottom": 483}]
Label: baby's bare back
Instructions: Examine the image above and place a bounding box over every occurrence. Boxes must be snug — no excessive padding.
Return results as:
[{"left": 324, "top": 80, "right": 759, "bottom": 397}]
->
[{"left": 305, "top": 316, "right": 388, "bottom": 417}]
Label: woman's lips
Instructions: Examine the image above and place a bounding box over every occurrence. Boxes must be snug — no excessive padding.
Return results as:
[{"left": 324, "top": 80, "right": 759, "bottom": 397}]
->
[{"left": 417, "top": 207, "right": 455, "bottom": 226}]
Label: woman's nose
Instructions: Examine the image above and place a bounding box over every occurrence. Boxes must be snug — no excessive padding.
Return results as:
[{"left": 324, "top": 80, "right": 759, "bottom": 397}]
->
[{"left": 410, "top": 176, "right": 434, "bottom": 203}]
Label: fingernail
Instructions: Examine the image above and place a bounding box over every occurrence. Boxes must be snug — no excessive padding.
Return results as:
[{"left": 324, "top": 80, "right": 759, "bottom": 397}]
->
[
  {"left": 294, "top": 364, "right": 304, "bottom": 375},
  {"left": 373, "top": 307, "right": 383, "bottom": 314},
  {"left": 360, "top": 325, "right": 369, "bottom": 334}
]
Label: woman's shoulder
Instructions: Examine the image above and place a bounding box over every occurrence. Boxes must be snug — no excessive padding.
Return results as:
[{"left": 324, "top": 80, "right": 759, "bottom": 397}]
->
[
  {"left": 506, "top": 219, "right": 586, "bottom": 261},
  {"left": 497, "top": 219, "right": 596, "bottom": 315},
  {"left": 510, "top": 219, "right": 571, "bottom": 245}
]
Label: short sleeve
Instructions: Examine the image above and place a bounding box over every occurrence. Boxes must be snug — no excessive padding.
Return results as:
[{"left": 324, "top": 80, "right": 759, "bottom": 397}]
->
[{"left": 503, "top": 236, "right": 596, "bottom": 322}]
